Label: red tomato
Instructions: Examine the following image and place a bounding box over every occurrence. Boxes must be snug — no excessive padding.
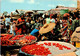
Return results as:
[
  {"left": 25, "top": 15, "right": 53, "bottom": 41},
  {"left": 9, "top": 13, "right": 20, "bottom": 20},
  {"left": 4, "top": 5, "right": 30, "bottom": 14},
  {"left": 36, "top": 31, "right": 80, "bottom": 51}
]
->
[
  {"left": 44, "top": 43, "right": 48, "bottom": 45},
  {"left": 59, "top": 47, "right": 63, "bottom": 50},
  {"left": 52, "top": 43, "right": 56, "bottom": 46},
  {"left": 48, "top": 43, "right": 51, "bottom": 46},
  {"left": 67, "top": 47, "right": 71, "bottom": 50}
]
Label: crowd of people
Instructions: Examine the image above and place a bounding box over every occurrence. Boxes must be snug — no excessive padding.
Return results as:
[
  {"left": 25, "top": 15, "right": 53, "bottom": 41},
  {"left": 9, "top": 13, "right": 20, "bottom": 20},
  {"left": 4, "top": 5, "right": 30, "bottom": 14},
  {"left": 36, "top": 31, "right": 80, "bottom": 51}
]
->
[{"left": 0, "top": 9, "right": 80, "bottom": 42}]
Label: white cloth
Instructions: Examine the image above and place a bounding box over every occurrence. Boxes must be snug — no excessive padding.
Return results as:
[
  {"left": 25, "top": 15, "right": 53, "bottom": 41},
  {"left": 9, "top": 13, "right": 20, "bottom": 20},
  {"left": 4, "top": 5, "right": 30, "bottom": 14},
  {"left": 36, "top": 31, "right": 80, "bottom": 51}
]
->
[{"left": 5, "top": 18, "right": 10, "bottom": 26}]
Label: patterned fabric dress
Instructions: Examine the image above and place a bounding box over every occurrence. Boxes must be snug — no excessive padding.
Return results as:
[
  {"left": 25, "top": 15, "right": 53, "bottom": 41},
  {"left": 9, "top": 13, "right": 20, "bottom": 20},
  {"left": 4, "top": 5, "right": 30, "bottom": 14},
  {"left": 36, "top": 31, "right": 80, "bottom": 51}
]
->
[{"left": 62, "top": 20, "right": 68, "bottom": 37}]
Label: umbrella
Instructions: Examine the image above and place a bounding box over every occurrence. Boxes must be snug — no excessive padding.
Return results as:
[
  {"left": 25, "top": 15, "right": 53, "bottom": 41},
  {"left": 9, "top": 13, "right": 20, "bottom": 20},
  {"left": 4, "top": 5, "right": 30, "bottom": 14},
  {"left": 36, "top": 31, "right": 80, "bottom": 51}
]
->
[
  {"left": 15, "top": 10, "right": 25, "bottom": 14},
  {"left": 11, "top": 17, "right": 20, "bottom": 19},
  {"left": 71, "top": 27, "right": 80, "bottom": 42},
  {"left": 25, "top": 11, "right": 34, "bottom": 14},
  {"left": 63, "top": 13, "right": 70, "bottom": 17},
  {"left": 39, "top": 23, "right": 55, "bottom": 34},
  {"left": 37, "top": 11, "right": 45, "bottom": 14}
]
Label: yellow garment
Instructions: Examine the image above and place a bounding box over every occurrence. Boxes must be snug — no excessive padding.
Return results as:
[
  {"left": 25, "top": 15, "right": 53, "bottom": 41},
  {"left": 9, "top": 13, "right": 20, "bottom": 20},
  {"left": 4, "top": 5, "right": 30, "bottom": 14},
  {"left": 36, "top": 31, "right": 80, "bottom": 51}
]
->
[
  {"left": 76, "top": 42, "right": 80, "bottom": 48},
  {"left": 3, "top": 18, "right": 6, "bottom": 21}
]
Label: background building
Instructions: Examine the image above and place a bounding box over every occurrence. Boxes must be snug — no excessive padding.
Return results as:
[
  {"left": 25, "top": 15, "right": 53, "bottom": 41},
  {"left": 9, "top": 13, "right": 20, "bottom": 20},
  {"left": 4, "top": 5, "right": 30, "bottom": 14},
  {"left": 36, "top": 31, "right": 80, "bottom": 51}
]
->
[{"left": 77, "top": 0, "right": 80, "bottom": 9}]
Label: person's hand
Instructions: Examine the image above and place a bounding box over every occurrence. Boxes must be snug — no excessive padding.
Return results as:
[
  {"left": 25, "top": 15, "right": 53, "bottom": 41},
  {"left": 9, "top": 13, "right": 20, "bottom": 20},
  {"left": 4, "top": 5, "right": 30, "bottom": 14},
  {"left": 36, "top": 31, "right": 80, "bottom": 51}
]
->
[
  {"left": 58, "top": 38, "right": 61, "bottom": 40},
  {"left": 60, "top": 29, "right": 63, "bottom": 32},
  {"left": 22, "top": 22, "right": 24, "bottom": 24}
]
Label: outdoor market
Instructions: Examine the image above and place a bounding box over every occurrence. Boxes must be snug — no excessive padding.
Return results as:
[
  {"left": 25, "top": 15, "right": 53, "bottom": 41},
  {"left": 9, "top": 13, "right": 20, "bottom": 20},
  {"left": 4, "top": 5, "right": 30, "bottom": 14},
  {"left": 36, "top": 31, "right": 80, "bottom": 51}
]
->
[{"left": 0, "top": 0, "right": 80, "bottom": 56}]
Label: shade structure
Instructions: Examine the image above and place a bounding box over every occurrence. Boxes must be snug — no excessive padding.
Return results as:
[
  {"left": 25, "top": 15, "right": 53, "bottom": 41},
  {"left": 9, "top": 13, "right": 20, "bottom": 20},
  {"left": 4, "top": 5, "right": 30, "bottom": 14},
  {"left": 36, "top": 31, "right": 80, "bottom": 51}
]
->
[
  {"left": 25, "top": 11, "right": 34, "bottom": 14},
  {"left": 37, "top": 11, "right": 45, "bottom": 14},
  {"left": 60, "top": 9, "right": 69, "bottom": 15},
  {"left": 39, "top": 23, "right": 56, "bottom": 34},
  {"left": 11, "top": 17, "right": 20, "bottom": 19},
  {"left": 63, "top": 13, "right": 70, "bottom": 17}
]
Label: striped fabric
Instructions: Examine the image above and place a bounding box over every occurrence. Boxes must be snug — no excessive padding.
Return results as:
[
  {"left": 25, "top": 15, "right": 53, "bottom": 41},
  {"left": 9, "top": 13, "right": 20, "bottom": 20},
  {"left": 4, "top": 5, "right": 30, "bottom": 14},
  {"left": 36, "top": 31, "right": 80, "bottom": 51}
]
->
[{"left": 62, "top": 20, "right": 68, "bottom": 37}]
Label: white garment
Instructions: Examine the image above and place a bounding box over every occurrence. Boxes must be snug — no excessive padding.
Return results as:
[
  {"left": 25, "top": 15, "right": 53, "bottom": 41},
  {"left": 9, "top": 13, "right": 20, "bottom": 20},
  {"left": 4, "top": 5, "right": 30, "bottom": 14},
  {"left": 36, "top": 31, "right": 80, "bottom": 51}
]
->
[
  {"left": 5, "top": 18, "right": 10, "bottom": 26},
  {"left": 45, "top": 18, "right": 51, "bottom": 24},
  {"left": 60, "top": 20, "right": 62, "bottom": 28},
  {"left": 42, "top": 14, "right": 45, "bottom": 18},
  {"left": 50, "top": 19, "right": 55, "bottom": 23},
  {"left": 10, "top": 25, "right": 13, "bottom": 33}
]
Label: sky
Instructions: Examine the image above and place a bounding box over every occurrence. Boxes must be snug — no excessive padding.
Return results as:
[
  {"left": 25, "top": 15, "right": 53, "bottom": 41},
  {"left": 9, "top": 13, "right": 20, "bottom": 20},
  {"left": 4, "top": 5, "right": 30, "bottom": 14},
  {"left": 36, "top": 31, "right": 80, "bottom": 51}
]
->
[{"left": 1, "top": 0, "right": 77, "bottom": 13}]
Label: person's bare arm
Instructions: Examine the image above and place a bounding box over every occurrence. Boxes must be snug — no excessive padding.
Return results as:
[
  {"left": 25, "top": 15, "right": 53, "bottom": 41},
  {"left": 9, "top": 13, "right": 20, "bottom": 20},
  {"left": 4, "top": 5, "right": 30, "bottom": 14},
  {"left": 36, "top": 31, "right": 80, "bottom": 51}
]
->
[
  {"left": 26, "top": 17, "right": 29, "bottom": 22},
  {"left": 43, "top": 20, "right": 46, "bottom": 24},
  {"left": 16, "top": 20, "right": 19, "bottom": 26},
  {"left": 60, "top": 25, "right": 68, "bottom": 32}
]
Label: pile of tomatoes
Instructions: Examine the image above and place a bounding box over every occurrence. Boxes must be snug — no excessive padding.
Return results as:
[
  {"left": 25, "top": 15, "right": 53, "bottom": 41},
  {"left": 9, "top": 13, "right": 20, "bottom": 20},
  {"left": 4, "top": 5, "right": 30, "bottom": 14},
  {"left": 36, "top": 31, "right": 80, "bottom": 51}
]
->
[
  {"left": 11, "top": 35, "right": 24, "bottom": 40},
  {"left": 1, "top": 34, "right": 16, "bottom": 46},
  {"left": 21, "top": 43, "right": 51, "bottom": 56},
  {"left": 25, "top": 35, "right": 36, "bottom": 40}
]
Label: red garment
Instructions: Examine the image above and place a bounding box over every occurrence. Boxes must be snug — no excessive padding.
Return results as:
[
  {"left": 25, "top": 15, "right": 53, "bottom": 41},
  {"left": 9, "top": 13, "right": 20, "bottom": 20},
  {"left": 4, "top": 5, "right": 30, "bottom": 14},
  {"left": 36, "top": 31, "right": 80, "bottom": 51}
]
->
[
  {"left": 16, "top": 18, "right": 25, "bottom": 34},
  {"left": 62, "top": 20, "right": 67, "bottom": 37},
  {"left": 15, "top": 27, "right": 21, "bottom": 34},
  {"left": 18, "top": 18, "right": 25, "bottom": 23},
  {"left": 50, "top": 14, "right": 54, "bottom": 19}
]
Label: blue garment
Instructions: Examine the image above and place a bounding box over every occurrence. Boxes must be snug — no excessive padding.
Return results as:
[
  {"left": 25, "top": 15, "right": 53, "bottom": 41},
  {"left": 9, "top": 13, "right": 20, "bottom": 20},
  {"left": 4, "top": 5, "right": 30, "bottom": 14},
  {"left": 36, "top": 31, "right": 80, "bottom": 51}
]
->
[
  {"left": 30, "top": 29, "right": 39, "bottom": 36},
  {"left": 13, "top": 31, "right": 16, "bottom": 35}
]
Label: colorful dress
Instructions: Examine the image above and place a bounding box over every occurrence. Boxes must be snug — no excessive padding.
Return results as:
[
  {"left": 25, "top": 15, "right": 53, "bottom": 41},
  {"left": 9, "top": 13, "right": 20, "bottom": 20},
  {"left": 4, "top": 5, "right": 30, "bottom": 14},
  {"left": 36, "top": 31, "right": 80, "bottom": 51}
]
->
[{"left": 62, "top": 20, "right": 68, "bottom": 37}]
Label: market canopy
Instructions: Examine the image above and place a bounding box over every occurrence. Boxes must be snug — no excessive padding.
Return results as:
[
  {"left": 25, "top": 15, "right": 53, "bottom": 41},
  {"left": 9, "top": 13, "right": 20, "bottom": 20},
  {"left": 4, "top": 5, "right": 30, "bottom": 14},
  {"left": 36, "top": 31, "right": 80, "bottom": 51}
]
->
[
  {"left": 25, "top": 10, "right": 34, "bottom": 14},
  {"left": 60, "top": 9, "right": 69, "bottom": 15},
  {"left": 37, "top": 11, "right": 45, "bottom": 14}
]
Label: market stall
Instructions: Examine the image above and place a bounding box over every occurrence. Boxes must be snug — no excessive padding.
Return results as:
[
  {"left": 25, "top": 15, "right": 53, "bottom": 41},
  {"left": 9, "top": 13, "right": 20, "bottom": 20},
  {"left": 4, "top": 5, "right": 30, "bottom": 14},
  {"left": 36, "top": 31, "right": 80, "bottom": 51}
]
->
[{"left": 1, "top": 34, "right": 37, "bottom": 56}]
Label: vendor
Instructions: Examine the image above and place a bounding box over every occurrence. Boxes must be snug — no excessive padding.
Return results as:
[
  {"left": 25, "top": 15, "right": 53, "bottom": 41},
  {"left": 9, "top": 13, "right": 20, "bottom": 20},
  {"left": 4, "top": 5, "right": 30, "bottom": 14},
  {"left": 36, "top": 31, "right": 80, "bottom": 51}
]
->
[
  {"left": 45, "top": 15, "right": 51, "bottom": 24},
  {"left": 5, "top": 15, "right": 11, "bottom": 32},
  {"left": 30, "top": 19, "right": 43, "bottom": 36},
  {"left": 71, "top": 17, "right": 80, "bottom": 32},
  {"left": 16, "top": 13, "right": 26, "bottom": 34},
  {"left": 8, "top": 19, "right": 16, "bottom": 35},
  {"left": 25, "top": 16, "right": 32, "bottom": 33},
  {"left": 60, "top": 17, "right": 68, "bottom": 37}
]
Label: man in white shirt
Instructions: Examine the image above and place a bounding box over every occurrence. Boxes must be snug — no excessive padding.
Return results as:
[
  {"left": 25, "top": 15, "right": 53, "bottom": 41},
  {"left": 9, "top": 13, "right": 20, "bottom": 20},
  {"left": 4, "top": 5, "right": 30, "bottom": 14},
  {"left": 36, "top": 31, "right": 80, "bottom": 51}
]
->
[{"left": 5, "top": 16, "right": 11, "bottom": 31}]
